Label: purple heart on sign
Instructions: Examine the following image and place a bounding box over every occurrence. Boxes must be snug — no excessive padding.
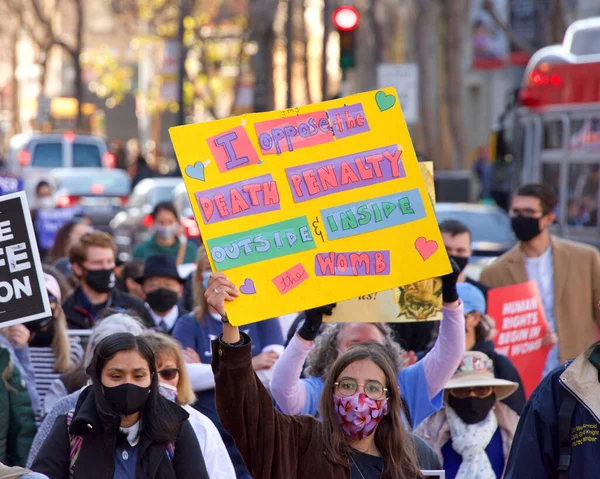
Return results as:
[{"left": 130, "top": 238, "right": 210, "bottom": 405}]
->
[{"left": 240, "top": 278, "right": 256, "bottom": 295}]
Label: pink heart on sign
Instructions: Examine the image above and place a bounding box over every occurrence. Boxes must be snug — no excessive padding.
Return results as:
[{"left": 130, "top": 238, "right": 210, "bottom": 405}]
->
[
  {"left": 415, "top": 237, "right": 438, "bottom": 261},
  {"left": 239, "top": 278, "right": 256, "bottom": 295}
]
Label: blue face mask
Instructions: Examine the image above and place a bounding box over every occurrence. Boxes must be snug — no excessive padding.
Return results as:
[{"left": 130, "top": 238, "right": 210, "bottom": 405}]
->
[{"left": 202, "top": 272, "right": 211, "bottom": 291}]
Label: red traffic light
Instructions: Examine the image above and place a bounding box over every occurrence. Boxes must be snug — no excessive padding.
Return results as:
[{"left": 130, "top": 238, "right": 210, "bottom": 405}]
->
[{"left": 333, "top": 6, "right": 359, "bottom": 32}]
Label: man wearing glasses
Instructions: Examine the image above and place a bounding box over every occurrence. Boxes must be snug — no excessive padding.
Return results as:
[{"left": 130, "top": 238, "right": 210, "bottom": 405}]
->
[{"left": 480, "top": 183, "right": 600, "bottom": 376}]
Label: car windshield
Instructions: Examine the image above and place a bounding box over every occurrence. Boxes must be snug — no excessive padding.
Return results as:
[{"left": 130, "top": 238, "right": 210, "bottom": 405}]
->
[
  {"left": 435, "top": 209, "right": 514, "bottom": 244},
  {"left": 55, "top": 173, "right": 130, "bottom": 196},
  {"left": 31, "top": 143, "right": 62, "bottom": 167},
  {"left": 173, "top": 189, "right": 191, "bottom": 212},
  {"left": 152, "top": 185, "right": 179, "bottom": 205},
  {"left": 73, "top": 144, "right": 102, "bottom": 167}
]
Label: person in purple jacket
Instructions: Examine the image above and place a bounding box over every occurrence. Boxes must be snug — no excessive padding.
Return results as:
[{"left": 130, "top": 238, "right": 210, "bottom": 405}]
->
[
  {"left": 270, "top": 260, "right": 466, "bottom": 429},
  {"left": 171, "top": 245, "right": 284, "bottom": 479}
]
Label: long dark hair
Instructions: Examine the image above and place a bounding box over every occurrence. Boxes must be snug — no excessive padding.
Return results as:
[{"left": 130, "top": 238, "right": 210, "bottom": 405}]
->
[
  {"left": 318, "top": 342, "right": 422, "bottom": 479},
  {"left": 86, "top": 333, "right": 180, "bottom": 443}
]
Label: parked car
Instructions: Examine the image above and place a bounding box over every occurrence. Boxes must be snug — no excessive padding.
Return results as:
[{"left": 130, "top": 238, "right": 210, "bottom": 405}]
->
[
  {"left": 172, "top": 182, "right": 200, "bottom": 242},
  {"left": 48, "top": 168, "right": 131, "bottom": 231},
  {"left": 435, "top": 202, "right": 516, "bottom": 279},
  {"left": 109, "top": 177, "right": 184, "bottom": 262},
  {"left": 6, "top": 132, "right": 114, "bottom": 204}
]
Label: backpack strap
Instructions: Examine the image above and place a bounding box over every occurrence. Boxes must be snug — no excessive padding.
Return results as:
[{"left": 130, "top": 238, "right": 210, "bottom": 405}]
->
[
  {"left": 557, "top": 387, "right": 578, "bottom": 479},
  {"left": 66, "top": 409, "right": 84, "bottom": 478}
]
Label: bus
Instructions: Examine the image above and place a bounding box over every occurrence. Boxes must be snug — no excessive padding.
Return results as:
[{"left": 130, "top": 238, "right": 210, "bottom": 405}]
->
[{"left": 495, "top": 17, "right": 600, "bottom": 247}]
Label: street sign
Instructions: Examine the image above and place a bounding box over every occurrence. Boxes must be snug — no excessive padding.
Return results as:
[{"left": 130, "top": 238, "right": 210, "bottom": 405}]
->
[{"left": 377, "top": 63, "right": 419, "bottom": 124}]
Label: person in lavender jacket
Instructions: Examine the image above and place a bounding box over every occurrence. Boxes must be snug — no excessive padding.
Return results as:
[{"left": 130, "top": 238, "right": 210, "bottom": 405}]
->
[{"left": 270, "top": 260, "right": 465, "bottom": 429}]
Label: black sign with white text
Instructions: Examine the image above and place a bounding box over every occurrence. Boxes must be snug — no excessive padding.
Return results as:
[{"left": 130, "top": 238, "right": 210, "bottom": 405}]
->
[{"left": 0, "top": 192, "right": 51, "bottom": 328}]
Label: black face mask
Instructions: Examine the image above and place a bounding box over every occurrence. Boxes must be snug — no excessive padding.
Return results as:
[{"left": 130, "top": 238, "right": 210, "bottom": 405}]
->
[
  {"left": 447, "top": 393, "right": 496, "bottom": 424},
  {"left": 145, "top": 288, "right": 179, "bottom": 313},
  {"left": 449, "top": 255, "right": 469, "bottom": 273},
  {"left": 29, "top": 323, "right": 56, "bottom": 348},
  {"left": 511, "top": 215, "right": 542, "bottom": 242},
  {"left": 103, "top": 383, "right": 151, "bottom": 416},
  {"left": 84, "top": 268, "right": 116, "bottom": 293}
]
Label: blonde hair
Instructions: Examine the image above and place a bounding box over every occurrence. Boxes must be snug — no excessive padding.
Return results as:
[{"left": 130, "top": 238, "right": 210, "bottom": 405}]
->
[
  {"left": 141, "top": 331, "right": 195, "bottom": 406},
  {"left": 192, "top": 245, "right": 210, "bottom": 323},
  {"left": 51, "top": 305, "right": 72, "bottom": 373}
]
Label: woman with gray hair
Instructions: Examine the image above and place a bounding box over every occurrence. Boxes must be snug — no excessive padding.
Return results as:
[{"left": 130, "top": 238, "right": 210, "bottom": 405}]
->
[{"left": 26, "top": 313, "right": 145, "bottom": 467}]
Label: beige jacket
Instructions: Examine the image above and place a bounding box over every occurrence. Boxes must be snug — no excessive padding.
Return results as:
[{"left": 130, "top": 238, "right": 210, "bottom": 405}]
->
[
  {"left": 480, "top": 236, "right": 600, "bottom": 363},
  {"left": 414, "top": 402, "right": 520, "bottom": 465},
  {"left": 561, "top": 342, "right": 600, "bottom": 421}
]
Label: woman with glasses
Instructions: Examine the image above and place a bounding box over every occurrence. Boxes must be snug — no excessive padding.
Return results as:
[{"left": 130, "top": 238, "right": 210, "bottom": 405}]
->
[
  {"left": 270, "top": 261, "right": 465, "bottom": 430},
  {"left": 31, "top": 332, "right": 208, "bottom": 478},
  {"left": 141, "top": 331, "right": 235, "bottom": 478},
  {"left": 415, "top": 351, "right": 520, "bottom": 479},
  {"left": 3, "top": 273, "right": 83, "bottom": 426},
  {"left": 207, "top": 273, "right": 423, "bottom": 479}
]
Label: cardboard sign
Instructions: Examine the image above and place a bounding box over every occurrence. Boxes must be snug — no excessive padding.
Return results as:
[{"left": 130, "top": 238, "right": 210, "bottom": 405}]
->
[
  {"left": 35, "top": 207, "right": 83, "bottom": 250},
  {"left": 326, "top": 279, "right": 442, "bottom": 323},
  {"left": 170, "top": 88, "right": 451, "bottom": 325},
  {"left": 488, "top": 281, "right": 550, "bottom": 398},
  {"left": 327, "top": 161, "right": 442, "bottom": 323},
  {"left": 0, "top": 192, "right": 51, "bottom": 328}
]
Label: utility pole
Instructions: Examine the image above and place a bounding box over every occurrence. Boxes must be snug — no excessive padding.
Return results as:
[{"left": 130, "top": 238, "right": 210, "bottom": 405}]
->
[
  {"left": 321, "top": 0, "right": 330, "bottom": 101},
  {"left": 176, "top": 0, "right": 191, "bottom": 125},
  {"left": 286, "top": 0, "right": 294, "bottom": 108}
]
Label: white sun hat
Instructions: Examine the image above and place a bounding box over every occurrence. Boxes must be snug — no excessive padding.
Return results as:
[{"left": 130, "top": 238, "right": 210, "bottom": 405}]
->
[{"left": 444, "top": 351, "right": 519, "bottom": 401}]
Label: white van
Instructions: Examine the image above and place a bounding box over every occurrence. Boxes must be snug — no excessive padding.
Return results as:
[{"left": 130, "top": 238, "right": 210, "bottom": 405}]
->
[{"left": 7, "top": 132, "right": 115, "bottom": 203}]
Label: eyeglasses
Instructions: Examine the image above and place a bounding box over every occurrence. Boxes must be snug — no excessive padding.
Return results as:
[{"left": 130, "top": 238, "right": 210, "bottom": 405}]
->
[
  {"left": 334, "top": 377, "right": 388, "bottom": 400},
  {"left": 448, "top": 386, "right": 494, "bottom": 399},
  {"left": 158, "top": 368, "right": 179, "bottom": 381}
]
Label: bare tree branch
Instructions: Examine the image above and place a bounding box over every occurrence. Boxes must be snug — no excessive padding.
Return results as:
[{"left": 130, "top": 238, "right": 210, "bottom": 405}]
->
[{"left": 482, "top": 0, "right": 536, "bottom": 56}]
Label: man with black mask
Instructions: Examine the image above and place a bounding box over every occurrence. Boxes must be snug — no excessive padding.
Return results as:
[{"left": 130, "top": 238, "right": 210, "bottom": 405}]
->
[
  {"left": 415, "top": 351, "right": 519, "bottom": 479},
  {"left": 136, "top": 255, "right": 188, "bottom": 334},
  {"left": 481, "top": 183, "right": 600, "bottom": 377},
  {"left": 62, "top": 231, "right": 153, "bottom": 329},
  {"left": 440, "top": 219, "right": 490, "bottom": 301}
]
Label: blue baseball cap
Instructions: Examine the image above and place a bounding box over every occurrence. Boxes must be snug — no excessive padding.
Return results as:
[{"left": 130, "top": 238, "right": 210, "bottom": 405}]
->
[{"left": 457, "top": 282, "right": 486, "bottom": 315}]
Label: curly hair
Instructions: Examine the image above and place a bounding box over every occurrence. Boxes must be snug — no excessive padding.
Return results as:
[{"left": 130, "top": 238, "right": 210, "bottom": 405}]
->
[{"left": 305, "top": 323, "right": 406, "bottom": 379}]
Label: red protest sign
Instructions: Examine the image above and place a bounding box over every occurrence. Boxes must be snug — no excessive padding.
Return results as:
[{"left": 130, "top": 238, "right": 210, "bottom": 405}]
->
[{"left": 488, "top": 281, "right": 550, "bottom": 398}]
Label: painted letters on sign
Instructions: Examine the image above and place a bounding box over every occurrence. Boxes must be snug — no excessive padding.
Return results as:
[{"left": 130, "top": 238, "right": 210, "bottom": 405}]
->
[
  {"left": 286, "top": 145, "right": 404, "bottom": 202},
  {"left": 322, "top": 188, "right": 426, "bottom": 240},
  {"left": 315, "top": 251, "right": 390, "bottom": 276},
  {"left": 207, "top": 216, "right": 315, "bottom": 271},
  {"left": 207, "top": 125, "right": 261, "bottom": 172},
  {"left": 196, "top": 174, "right": 280, "bottom": 224}
]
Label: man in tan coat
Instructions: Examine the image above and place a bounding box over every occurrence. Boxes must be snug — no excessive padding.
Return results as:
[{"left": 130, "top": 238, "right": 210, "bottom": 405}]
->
[{"left": 480, "top": 184, "right": 600, "bottom": 375}]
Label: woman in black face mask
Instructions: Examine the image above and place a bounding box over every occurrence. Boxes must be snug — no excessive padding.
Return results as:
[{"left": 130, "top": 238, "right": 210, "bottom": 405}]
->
[
  {"left": 415, "top": 351, "right": 520, "bottom": 479},
  {"left": 4, "top": 273, "right": 83, "bottom": 426},
  {"left": 31, "top": 332, "right": 208, "bottom": 479}
]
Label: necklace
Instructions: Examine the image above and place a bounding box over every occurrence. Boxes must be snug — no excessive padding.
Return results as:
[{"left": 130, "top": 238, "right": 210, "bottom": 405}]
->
[{"left": 350, "top": 454, "right": 367, "bottom": 479}]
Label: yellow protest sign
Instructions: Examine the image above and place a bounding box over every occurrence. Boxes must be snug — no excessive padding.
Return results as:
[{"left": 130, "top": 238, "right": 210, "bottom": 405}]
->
[
  {"left": 169, "top": 88, "right": 451, "bottom": 325},
  {"left": 327, "top": 161, "right": 443, "bottom": 323}
]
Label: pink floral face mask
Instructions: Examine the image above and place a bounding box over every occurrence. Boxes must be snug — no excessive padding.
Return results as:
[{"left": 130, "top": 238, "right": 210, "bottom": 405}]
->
[{"left": 333, "top": 392, "right": 388, "bottom": 440}]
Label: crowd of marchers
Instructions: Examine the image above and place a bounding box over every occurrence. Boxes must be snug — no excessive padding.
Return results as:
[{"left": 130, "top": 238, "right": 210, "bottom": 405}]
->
[{"left": 0, "top": 182, "right": 599, "bottom": 479}]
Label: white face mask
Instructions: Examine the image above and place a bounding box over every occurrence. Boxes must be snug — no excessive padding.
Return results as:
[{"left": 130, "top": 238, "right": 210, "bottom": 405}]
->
[
  {"left": 37, "top": 197, "right": 54, "bottom": 209},
  {"left": 153, "top": 224, "right": 178, "bottom": 240}
]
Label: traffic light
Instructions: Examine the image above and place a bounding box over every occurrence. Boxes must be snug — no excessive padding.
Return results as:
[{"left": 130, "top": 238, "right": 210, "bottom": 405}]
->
[{"left": 333, "top": 5, "right": 359, "bottom": 69}]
